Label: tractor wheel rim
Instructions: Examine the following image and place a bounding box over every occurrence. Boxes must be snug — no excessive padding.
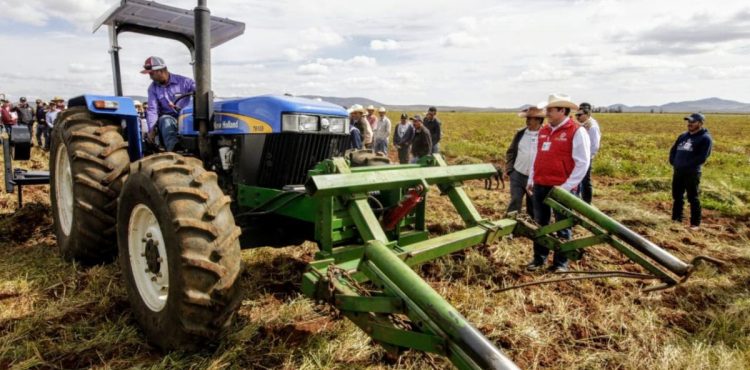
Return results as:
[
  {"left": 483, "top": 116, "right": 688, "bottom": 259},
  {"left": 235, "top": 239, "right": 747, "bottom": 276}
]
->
[
  {"left": 54, "top": 143, "right": 74, "bottom": 236},
  {"left": 128, "top": 203, "right": 169, "bottom": 312}
]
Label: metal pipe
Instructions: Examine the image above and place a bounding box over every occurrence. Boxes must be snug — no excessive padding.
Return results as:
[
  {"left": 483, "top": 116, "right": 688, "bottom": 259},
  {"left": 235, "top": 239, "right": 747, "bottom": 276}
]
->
[
  {"left": 194, "top": 0, "right": 212, "bottom": 164},
  {"left": 548, "top": 187, "right": 690, "bottom": 276},
  {"left": 108, "top": 26, "right": 123, "bottom": 96},
  {"left": 363, "top": 240, "right": 519, "bottom": 370},
  {"left": 306, "top": 163, "right": 496, "bottom": 196}
]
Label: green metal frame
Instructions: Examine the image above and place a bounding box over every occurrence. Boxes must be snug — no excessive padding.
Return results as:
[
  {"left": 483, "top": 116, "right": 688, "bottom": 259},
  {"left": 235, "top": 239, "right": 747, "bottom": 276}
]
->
[{"left": 236, "top": 153, "right": 713, "bottom": 369}]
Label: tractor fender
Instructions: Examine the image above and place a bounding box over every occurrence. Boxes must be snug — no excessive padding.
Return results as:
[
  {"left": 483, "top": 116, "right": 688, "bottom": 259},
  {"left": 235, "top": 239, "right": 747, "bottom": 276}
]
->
[{"left": 67, "top": 94, "right": 143, "bottom": 161}]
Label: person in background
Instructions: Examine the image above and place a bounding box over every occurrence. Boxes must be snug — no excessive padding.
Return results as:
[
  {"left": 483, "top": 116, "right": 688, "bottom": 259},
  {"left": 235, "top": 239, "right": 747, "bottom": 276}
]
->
[
  {"left": 526, "top": 93, "right": 590, "bottom": 272},
  {"left": 14, "top": 97, "right": 35, "bottom": 145},
  {"left": 1, "top": 99, "right": 16, "bottom": 133},
  {"left": 142, "top": 56, "right": 195, "bottom": 151},
  {"left": 574, "top": 102, "right": 601, "bottom": 204},
  {"left": 410, "top": 115, "right": 432, "bottom": 163},
  {"left": 348, "top": 104, "right": 370, "bottom": 150},
  {"left": 133, "top": 100, "right": 148, "bottom": 136},
  {"left": 423, "top": 106, "right": 441, "bottom": 154},
  {"left": 504, "top": 106, "right": 545, "bottom": 218},
  {"left": 393, "top": 113, "right": 414, "bottom": 164},
  {"left": 373, "top": 106, "right": 392, "bottom": 154},
  {"left": 35, "top": 99, "right": 47, "bottom": 148},
  {"left": 669, "top": 113, "right": 712, "bottom": 231},
  {"left": 45, "top": 97, "right": 65, "bottom": 147},
  {"left": 365, "top": 105, "right": 377, "bottom": 133}
]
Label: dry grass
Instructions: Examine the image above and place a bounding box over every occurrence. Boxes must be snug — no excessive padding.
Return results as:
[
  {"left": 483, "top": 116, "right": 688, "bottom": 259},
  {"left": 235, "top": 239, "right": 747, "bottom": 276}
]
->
[{"left": 1, "top": 113, "right": 748, "bottom": 369}]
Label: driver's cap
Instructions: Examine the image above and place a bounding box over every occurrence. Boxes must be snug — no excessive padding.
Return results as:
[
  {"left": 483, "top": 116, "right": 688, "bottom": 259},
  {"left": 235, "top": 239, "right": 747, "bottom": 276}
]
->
[{"left": 141, "top": 56, "right": 167, "bottom": 74}]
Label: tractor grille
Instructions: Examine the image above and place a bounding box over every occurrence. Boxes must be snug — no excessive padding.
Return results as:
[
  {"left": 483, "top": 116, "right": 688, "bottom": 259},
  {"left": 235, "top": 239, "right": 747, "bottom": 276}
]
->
[{"left": 257, "top": 133, "right": 349, "bottom": 188}]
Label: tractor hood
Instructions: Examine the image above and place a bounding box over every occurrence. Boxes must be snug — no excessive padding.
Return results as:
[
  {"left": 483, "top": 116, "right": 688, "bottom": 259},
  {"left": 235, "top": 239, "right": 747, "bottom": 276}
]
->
[{"left": 179, "top": 95, "right": 349, "bottom": 135}]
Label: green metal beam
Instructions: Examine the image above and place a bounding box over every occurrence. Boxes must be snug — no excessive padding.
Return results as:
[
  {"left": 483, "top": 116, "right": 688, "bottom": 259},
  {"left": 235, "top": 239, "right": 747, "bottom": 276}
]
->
[
  {"left": 306, "top": 163, "right": 496, "bottom": 197},
  {"left": 547, "top": 187, "right": 690, "bottom": 276},
  {"left": 335, "top": 295, "right": 404, "bottom": 314},
  {"left": 361, "top": 240, "right": 519, "bottom": 370}
]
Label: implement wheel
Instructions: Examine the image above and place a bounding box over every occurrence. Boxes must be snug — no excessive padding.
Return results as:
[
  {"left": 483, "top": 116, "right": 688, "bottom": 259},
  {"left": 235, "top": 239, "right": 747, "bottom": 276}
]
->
[
  {"left": 117, "top": 153, "right": 242, "bottom": 350},
  {"left": 50, "top": 107, "right": 129, "bottom": 264}
]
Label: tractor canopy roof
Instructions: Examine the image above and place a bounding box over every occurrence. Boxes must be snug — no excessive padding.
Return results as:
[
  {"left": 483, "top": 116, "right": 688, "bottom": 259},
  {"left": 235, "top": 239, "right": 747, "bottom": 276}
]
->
[{"left": 94, "top": 0, "right": 245, "bottom": 49}]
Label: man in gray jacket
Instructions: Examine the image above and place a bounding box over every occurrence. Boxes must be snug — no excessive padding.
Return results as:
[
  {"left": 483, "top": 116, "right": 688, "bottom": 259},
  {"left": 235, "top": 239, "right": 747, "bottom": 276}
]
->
[
  {"left": 504, "top": 106, "right": 545, "bottom": 218},
  {"left": 393, "top": 113, "right": 414, "bottom": 164}
]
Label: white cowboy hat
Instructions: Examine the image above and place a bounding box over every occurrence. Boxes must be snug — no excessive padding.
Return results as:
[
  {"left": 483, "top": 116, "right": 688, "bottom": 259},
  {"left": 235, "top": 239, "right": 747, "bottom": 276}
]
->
[
  {"left": 378, "top": 107, "right": 387, "bottom": 113},
  {"left": 349, "top": 104, "right": 366, "bottom": 113},
  {"left": 518, "top": 106, "right": 545, "bottom": 118},
  {"left": 366, "top": 105, "right": 375, "bottom": 110},
  {"left": 537, "top": 93, "right": 578, "bottom": 110}
]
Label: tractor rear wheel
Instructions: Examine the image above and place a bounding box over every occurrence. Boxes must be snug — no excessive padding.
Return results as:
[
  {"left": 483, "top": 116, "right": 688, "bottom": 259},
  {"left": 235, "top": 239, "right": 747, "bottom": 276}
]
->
[
  {"left": 117, "top": 153, "right": 242, "bottom": 350},
  {"left": 50, "top": 107, "right": 129, "bottom": 264}
]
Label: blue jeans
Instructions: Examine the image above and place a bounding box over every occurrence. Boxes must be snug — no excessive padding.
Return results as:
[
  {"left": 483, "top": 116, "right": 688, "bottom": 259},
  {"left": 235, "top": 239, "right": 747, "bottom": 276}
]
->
[
  {"left": 531, "top": 185, "right": 572, "bottom": 268},
  {"left": 157, "top": 115, "right": 180, "bottom": 151},
  {"left": 431, "top": 142, "right": 440, "bottom": 154},
  {"left": 374, "top": 138, "right": 388, "bottom": 154}
]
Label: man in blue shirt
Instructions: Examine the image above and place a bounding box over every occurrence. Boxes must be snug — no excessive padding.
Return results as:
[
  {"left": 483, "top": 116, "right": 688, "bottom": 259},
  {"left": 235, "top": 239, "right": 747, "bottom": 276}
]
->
[
  {"left": 142, "top": 56, "right": 196, "bottom": 151},
  {"left": 669, "top": 113, "right": 712, "bottom": 230}
]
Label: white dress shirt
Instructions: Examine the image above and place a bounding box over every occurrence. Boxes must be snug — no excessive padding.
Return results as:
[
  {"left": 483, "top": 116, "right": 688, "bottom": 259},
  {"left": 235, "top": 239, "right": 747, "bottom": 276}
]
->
[
  {"left": 528, "top": 117, "right": 591, "bottom": 191},
  {"left": 513, "top": 129, "right": 539, "bottom": 176},
  {"left": 584, "top": 117, "right": 601, "bottom": 158}
]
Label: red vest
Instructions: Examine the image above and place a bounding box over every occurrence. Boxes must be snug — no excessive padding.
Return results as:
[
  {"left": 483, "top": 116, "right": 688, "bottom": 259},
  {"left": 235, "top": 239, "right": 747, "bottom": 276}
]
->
[{"left": 533, "top": 118, "right": 580, "bottom": 186}]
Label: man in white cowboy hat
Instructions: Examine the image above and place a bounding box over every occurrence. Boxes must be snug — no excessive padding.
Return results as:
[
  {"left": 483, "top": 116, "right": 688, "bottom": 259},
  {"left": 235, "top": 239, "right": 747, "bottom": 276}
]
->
[
  {"left": 525, "top": 93, "right": 590, "bottom": 272},
  {"left": 504, "top": 106, "right": 545, "bottom": 218},
  {"left": 348, "top": 104, "right": 372, "bottom": 149},
  {"left": 373, "top": 106, "right": 391, "bottom": 154},
  {"left": 365, "top": 105, "right": 378, "bottom": 133}
]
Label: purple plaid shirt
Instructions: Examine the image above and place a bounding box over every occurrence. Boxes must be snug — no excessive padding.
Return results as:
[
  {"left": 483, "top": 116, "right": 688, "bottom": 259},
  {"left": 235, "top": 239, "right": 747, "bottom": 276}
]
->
[{"left": 146, "top": 73, "right": 196, "bottom": 130}]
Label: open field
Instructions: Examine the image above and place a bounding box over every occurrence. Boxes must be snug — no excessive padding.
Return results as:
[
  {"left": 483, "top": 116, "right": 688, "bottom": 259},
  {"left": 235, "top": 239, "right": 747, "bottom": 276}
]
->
[{"left": 1, "top": 112, "right": 748, "bottom": 369}]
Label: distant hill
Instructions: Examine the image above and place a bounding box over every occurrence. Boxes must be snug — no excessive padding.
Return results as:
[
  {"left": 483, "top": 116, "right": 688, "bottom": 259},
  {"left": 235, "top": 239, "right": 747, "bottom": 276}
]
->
[
  {"left": 607, "top": 97, "right": 750, "bottom": 113},
  {"left": 299, "top": 95, "right": 509, "bottom": 113}
]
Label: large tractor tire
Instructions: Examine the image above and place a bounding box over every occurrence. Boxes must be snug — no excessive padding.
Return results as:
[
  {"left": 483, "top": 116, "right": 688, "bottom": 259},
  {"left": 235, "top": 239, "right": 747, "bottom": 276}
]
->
[
  {"left": 117, "top": 153, "right": 242, "bottom": 350},
  {"left": 50, "top": 107, "right": 130, "bottom": 264}
]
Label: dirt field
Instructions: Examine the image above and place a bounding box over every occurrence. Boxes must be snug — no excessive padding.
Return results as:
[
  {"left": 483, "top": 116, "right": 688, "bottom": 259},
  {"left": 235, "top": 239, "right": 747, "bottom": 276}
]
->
[{"left": 1, "top": 113, "right": 748, "bottom": 369}]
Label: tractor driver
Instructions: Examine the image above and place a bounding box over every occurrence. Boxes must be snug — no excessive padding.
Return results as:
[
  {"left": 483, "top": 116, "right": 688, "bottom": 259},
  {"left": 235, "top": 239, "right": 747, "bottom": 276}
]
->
[{"left": 141, "top": 56, "right": 196, "bottom": 151}]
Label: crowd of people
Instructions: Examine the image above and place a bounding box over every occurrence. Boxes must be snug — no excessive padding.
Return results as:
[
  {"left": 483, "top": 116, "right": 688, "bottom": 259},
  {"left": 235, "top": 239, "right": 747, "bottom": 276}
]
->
[
  {"left": 1, "top": 96, "right": 66, "bottom": 151},
  {"left": 347, "top": 104, "right": 442, "bottom": 164},
  {"left": 346, "top": 92, "right": 712, "bottom": 273}
]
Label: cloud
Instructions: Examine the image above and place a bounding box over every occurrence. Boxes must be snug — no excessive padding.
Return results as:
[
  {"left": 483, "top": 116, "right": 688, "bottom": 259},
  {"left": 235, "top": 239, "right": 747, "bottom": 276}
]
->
[
  {"left": 315, "top": 56, "right": 377, "bottom": 68},
  {"left": 67, "top": 63, "right": 105, "bottom": 73},
  {"left": 370, "top": 39, "right": 400, "bottom": 50},
  {"left": 441, "top": 32, "right": 488, "bottom": 48},
  {"left": 439, "top": 16, "right": 490, "bottom": 48},
  {"left": 513, "top": 64, "right": 574, "bottom": 82},
  {"left": 612, "top": 9, "right": 750, "bottom": 55},
  {"left": 0, "top": 0, "right": 110, "bottom": 30},
  {"left": 297, "top": 63, "right": 329, "bottom": 75}
]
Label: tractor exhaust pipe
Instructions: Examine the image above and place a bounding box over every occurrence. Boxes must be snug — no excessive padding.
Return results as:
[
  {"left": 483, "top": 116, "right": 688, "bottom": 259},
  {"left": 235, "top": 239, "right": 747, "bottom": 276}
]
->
[{"left": 194, "top": 0, "right": 213, "bottom": 165}]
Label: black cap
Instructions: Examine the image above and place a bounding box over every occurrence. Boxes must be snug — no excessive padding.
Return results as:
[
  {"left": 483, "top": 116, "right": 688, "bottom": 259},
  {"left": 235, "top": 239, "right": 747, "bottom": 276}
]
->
[
  {"left": 427, "top": 106, "right": 437, "bottom": 113},
  {"left": 411, "top": 114, "right": 423, "bottom": 122},
  {"left": 20, "top": 97, "right": 27, "bottom": 102},
  {"left": 579, "top": 102, "right": 591, "bottom": 110},
  {"left": 400, "top": 113, "right": 408, "bottom": 119},
  {"left": 684, "top": 113, "right": 705, "bottom": 123}
]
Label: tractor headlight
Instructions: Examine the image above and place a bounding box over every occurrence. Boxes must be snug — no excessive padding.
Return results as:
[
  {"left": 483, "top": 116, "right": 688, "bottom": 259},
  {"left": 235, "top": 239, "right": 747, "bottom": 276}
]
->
[
  {"left": 324, "top": 117, "right": 348, "bottom": 133},
  {"left": 282, "top": 114, "right": 319, "bottom": 132}
]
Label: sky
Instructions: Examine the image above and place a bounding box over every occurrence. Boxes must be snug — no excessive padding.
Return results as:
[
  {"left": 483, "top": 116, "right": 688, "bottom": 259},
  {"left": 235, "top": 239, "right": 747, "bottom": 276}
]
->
[{"left": 1, "top": 0, "right": 749, "bottom": 108}]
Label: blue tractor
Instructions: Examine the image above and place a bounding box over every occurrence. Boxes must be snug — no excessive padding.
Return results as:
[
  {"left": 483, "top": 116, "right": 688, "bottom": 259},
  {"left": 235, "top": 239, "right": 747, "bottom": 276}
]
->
[{"left": 50, "top": 0, "right": 354, "bottom": 351}]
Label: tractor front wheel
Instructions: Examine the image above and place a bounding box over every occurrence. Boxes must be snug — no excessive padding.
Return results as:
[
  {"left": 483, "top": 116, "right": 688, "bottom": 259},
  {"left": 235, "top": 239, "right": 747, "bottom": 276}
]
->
[
  {"left": 117, "top": 153, "right": 243, "bottom": 350},
  {"left": 50, "top": 107, "right": 129, "bottom": 264}
]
